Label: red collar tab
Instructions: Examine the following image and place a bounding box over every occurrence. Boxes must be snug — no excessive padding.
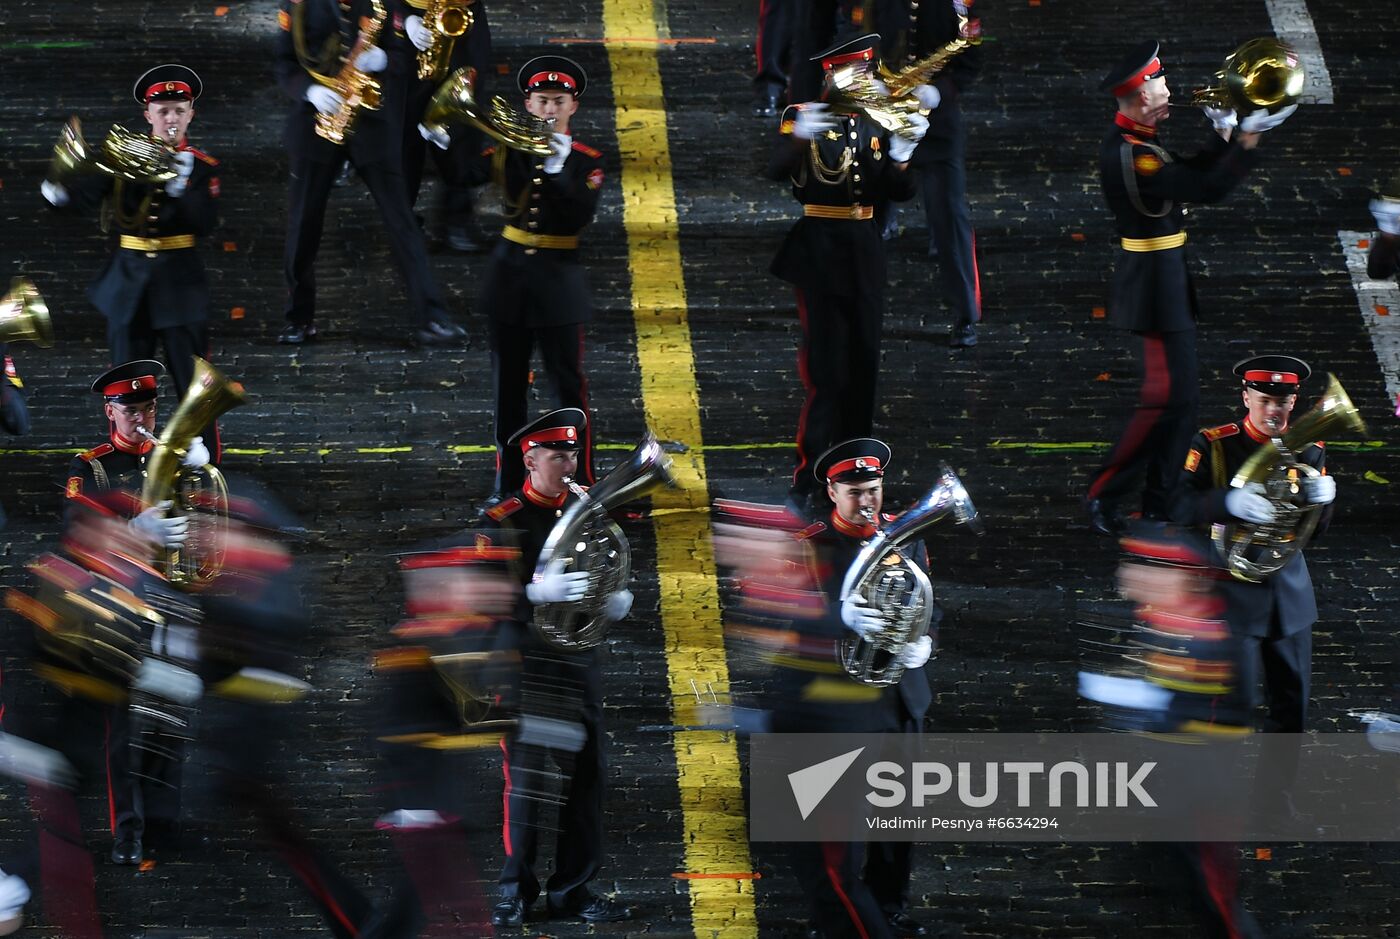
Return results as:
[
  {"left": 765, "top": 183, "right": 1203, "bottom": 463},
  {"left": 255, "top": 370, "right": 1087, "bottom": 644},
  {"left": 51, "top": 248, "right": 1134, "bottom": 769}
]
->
[
  {"left": 523, "top": 480, "right": 568, "bottom": 509},
  {"left": 1114, "top": 112, "right": 1156, "bottom": 137},
  {"left": 111, "top": 431, "right": 154, "bottom": 456},
  {"left": 1242, "top": 416, "right": 1281, "bottom": 442},
  {"left": 830, "top": 510, "right": 878, "bottom": 539},
  {"left": 145, "top": 80, "right": 193, "bottom": 102},
  {"left": 103, "top": 375, "right": 158, "bottom": 397},
  {"left": 526, "top": 70, "right": 577, "bottom": 92},
  {"left": 822, "top": 48, "right": 874, "bottom": 71},
  {"left": 520, "top": 424, "right": 578, "bottom": 452},
  {"left": 1243, "top": 369, "right": 1298, "bottom": 385},
  {"left": 826, "top": 456, "right": 882, "bottom": 481},
  {"left": 1109, "top": 57, "right": 1162, "bottom": 98}
]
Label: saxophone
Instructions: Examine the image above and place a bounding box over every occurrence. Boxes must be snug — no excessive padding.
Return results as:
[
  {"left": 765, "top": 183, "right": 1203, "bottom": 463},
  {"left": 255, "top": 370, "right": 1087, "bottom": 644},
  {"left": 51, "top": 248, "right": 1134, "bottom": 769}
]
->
[
  {"left": 416, "top": 0, "right": 474, "bottom": 82},
  {"left": 310, "top": 0, "right": 388, "bottom": 144},
  {"left": 838, "top": 465, "right": 981, "bottom": 686}
]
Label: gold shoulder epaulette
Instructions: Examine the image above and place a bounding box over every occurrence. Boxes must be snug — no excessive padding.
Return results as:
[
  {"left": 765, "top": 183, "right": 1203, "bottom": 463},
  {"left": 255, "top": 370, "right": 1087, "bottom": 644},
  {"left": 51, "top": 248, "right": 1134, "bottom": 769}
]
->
[
  {"left": 570, "top": 141, "right": 602, "bottom": 159},
  {"left": 1202, "top": 423, "right": 1240, "bottom": 441},
  {"left": 486, "top": 496, "right": 523, "bottom": 521},
  {"left": 794, "top": 520, "right": 827, "bottom": 541},
  {"left": 79, "top": 443, "right": 114, "bottom": 462}
]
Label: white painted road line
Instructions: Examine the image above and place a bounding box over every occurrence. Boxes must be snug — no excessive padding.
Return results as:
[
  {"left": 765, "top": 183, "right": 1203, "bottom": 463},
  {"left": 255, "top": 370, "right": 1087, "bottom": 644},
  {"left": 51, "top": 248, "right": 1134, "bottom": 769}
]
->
[
  {"left": 1265, "top": 0, "right": 1335, "bottom": 104},
  {"left": 1338, "top": 230, "right": 1400, "bottom": 409}
]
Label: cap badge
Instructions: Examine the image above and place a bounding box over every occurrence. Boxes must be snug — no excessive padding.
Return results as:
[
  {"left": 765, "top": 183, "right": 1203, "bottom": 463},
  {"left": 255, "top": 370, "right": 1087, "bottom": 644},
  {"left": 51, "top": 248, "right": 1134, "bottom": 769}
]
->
[
  {"left": 130, "top": 379, "right": 141, "bottom": 390},
  {"left": 1272, "top": 373, "right": 1282, "bottom": 382}
]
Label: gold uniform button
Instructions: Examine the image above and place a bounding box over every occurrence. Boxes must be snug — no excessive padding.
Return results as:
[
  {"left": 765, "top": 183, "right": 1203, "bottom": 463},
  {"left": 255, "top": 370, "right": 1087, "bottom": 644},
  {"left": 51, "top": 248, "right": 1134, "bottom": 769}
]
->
[
  {"left": 532, "top": 177, "right": 542, "bottom": 185},
  {"left": 525, "top": 248, "right": 537, "bottom": 256},
  {"left": 555, "top": 509, "right": 563, "bottom": 518}
]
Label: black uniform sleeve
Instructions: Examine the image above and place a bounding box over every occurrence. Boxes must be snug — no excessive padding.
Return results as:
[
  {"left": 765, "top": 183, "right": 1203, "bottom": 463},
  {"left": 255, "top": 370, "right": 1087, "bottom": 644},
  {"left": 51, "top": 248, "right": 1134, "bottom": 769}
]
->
[
  {"left": 1301, "top": 443, "right": 1334, "bottom": 539},
  {"left": 161, "top": 160, "right": 220, "bottom": 236},
  {"left": 880, "top": 133, "right": 919, "bottom": 202},
  {"left": 1168, "top": 431, "right": 1233, "bottom": 527},
  {"left": 1130, "top": 136, "right": 1257, "bottom": 206},
  {"left": 0, "top": 349, "right": 28, "bottom": 436},
  {"left": 50, "top": 173, "right": 115, "bottom": 217},
  {"left": 63, "top": 456, "right": 99, "bottom": 511},
  {"left": 275, "top": 0, "right": 318, "bottom": 104},
  {"left": 765, "top": 106, "right": 807, "bottom": 182},
  {"left": 539, "top": 150, "right": 604, "bottom": 230}
]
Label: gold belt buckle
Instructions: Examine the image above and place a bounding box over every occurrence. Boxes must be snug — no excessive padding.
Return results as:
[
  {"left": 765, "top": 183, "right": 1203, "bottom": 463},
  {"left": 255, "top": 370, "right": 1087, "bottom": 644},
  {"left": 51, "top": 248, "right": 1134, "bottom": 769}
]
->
[{"left": 850, "top": 205, "right": 863, "bottom": 219}]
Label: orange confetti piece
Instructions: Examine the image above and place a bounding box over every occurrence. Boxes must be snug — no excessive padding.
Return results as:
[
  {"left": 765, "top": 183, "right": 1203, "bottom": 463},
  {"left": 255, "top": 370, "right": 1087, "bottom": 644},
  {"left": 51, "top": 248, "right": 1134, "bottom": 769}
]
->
[
  {"left": 230, "top": 307, "right": 245, "bottom": 320},
  {"left": 1092, "top": 306, "right": 1106, "bottom": 319},
  {"left": 1029, "top": 0, "right": 1041, "bottom": 6},
  {"left": 496, "top": 63, "right": 510, "bottom": 75},
  {"left": 223, "top": 241, "right": 237, "bottom": 252},
  {"left": 1255, "top": 848, "right": 1272, "bottom": 861},
  {"left": 1377, "top": 305, "right": 1390, "bottom": 316},
  {"left": 1359, "top": 238, "right": 1371, "bottom": 249},
  {"left": 1096, "top": 372, "right": 1112, "bottom": 381},
  {"left": 1071, "top": 232, "right": 1086, "bottom": 242},
  {"left": 138, "top": 859, "right": 157, "bottom": 872},
  {"left": 1338, "top": 167, "right": 1352, "bottom": 176},
  {"left": 215, "top": 5, "right": 229, "bottom": 14}
]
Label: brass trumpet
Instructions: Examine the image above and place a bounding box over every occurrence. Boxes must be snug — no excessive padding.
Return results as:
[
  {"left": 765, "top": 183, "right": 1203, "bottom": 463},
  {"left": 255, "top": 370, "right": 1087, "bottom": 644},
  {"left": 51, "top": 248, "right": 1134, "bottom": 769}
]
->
[
  {"left": 416, "top": 0, "right": 474, "bottom": 82},
  {"left": 1191, "top": 37, "right": 1305, "bottom": 115},
  {"left": 0, "top": 279, "right": 53, "bottom": 347},
  {"left": 47, "top": 116, "right": 177, "bottom": 185},
  {"left": 422, "top": 67, "right": 554, "bottom": 157}
]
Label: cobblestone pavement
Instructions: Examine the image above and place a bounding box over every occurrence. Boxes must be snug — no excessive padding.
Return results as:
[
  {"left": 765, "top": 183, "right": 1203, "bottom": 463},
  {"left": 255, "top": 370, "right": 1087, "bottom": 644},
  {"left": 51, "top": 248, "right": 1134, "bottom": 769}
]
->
[{"left": 1, "top": 0, "right": 1397, "bottom": 936}]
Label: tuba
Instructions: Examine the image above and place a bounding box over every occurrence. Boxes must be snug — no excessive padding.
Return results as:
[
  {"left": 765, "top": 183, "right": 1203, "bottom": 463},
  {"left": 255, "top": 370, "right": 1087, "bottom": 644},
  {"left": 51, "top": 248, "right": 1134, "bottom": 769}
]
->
[
  {"left": 309, "top": 0, "right": 388, "bottom": 144},
  {"left": 416, "top": 0, "right": 474, "bottom": 82},
  {"left": 0, "top": 278, "right": 54, "bottom": 347},
  {"left": 421, "top": 67, "right": 554, "bottom": 156},
  {"left": 1212, "top": 374, "right": 1365, "bottom": 583},
  {"left": 138, "top": 358, "right": 247, "bottom": 588},
  {"left": 48, "top": 116, "right": 178, "bottom": 185},
  {"left": 838, "top": 465, "right": 982, "bottom": 686},
  {"left": 530, "top": 433, "right": 676, "bottom": 650},
  {"left": 1191, "top": 38, "right": 1305, "bottom": 115}
]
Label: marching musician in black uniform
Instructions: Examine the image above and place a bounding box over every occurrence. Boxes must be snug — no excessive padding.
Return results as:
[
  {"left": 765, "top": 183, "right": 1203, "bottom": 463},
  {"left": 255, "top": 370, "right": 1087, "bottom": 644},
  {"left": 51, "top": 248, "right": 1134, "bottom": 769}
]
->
[
  {"left": 767, "top": 35, "right": 924, "bottom": 515},
  {"left": 42, "top": 64, "right": 223, "bottom": 457},
  {"left": 274, "top": 0, "right": 466, "bottom": 346},
  {"left": 62, "top": 361, "right": 206, "bottom": 865},
  {"left": 1084, "top": 41, "right": 1297, "bottom": 536},
  {"left": 1368, "top": 180, "right": 1400, "bottom": 280},
  {"left": 480, "top": 409, "right": 633, "bottom": 927},
  {"left": 781, "top": 439, "right": 936, "bottom": 939},
  {"left": 473, "top": 59, "right": 605, "bottom": 499},
  {"left": 869, "top": 0, "right": 984, "bottom": 347},
  {"left": 400, "top": 0, "right": 494, "bottom": 252},
  {"left": 753, "top": 0, "right": 794, "bottom": 115},
  {"left": 1168, "top": 356, "right": 1334, "bottom": 738}
]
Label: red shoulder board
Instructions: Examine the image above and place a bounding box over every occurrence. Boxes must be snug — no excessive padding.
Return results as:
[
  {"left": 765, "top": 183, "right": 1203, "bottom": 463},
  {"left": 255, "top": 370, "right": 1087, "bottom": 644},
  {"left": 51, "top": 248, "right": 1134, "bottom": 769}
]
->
[
  {"left": 1202, "top": 423, "right": 1240, "bottom": 442},
  {"left": 485, "top": 496, "right": 523, "bottom": 521},
  {"left": 1313, "top": 441, "right": 1325, "bottom": 449},
  {"left": 1121, "top": 134, "right": 1144, "bottom": 145},
  {"left": 793, "top": 520, "right": 827, "bottom": 541},
  {"left": 79, "top": 443, "right": 114, "bottom": 462},
  {"left": 185, "top": 147, "right": 219, "bottom": 167},
  {"left": 570, "top": 141, "right": 602, "bottom": 158}
]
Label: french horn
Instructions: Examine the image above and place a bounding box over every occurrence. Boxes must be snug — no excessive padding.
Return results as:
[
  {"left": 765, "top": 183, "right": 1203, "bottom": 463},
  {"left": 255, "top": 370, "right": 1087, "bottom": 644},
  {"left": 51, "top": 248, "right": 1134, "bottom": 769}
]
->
[
  {"left": 422, "top": 67, "right": 554, "bottom": 157},
  {"left": 1191, "top": 38, "right": 1305, "bottom": 115}
]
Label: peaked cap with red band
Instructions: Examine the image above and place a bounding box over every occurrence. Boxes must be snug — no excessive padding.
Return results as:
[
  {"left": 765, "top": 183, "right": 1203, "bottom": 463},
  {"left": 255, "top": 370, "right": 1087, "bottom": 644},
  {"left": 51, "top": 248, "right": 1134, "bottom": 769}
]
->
[
  {"left": 812, "top": 33, "right": 881, "bottom": 72},
  {"left": 133, "top": 63, "right": 203, "bottom": 105},
  {"left": 508, "top": 407, "right": 587, "bottom": 454},
  {"left": 1233, "top": 354, "right": 1311, "bottom": 396},
  {"left": 814, "top": 437, "right": 892, "bottom": 485},
  {"left": 517, "top": 56, "right": 588, "bottom": 98},
  {"left": 1100, "top": 40, "right": 1165, "bottom": 96},
  {"left": 91, "top": 359, "right": 165, "bottom": 404}
]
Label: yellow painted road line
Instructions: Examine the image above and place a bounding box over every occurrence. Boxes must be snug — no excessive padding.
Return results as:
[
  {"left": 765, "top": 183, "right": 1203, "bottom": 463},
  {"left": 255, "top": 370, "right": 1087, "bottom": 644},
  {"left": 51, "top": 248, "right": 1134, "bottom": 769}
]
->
[{"left": 601, "top": 0, "right": 758, "bottom": 935}]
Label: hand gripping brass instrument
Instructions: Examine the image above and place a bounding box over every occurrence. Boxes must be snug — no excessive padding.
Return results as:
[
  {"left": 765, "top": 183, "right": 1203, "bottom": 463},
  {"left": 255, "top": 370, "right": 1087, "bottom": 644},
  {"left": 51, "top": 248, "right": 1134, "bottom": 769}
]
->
[
  {"left": 138, "top": 358, "right": 247, "bottom": 588},
  {"left": 421, "top": 67, "right": 554, "bottom": 157},
  {"left": 47, "top": 116, "right": 178, "bottom": 185},
  {"left": 1212, "top": 374, "right": 1365, "bottom": 583},
  {"left": 416, "top": 0, "right": 474, "bottom": 82},
  {"left": 0, "top": 278, "right": 54, "bottom": 347},
  {"left": 1191, "top": 37, "right": 1305, "bottom": 115},
  {"left": 309, "top": 0, "right": 388, "bottom": 144},
  {"left": 530, "top": 433, "right": 676, "bottom": 650},
  {"left": 838, "top": 465, "right": 982, "bottom": 686}
]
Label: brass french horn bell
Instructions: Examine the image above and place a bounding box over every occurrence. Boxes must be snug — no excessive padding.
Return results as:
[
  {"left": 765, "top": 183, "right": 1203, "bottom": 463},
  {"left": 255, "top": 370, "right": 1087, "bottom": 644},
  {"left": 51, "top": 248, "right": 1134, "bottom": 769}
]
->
[
  {"left": 0, "top": 278, "right": 54, "bottom": 348},
  {"left": 1191, "top": 38, "right": 1305, "bottom": 115},
  {"left": 422, "top": 67, "right": 554, "bottom": 157},
  {"left": 47, "top": 116, "right": 177, "bottom": 185}
]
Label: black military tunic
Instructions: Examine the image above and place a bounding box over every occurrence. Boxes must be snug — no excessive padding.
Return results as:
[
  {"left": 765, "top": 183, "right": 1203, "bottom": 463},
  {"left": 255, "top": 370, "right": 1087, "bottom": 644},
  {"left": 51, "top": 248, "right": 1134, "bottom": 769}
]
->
[
  {"left": 65, "top": 438, "right": 153, "bottom": 508},
  {"left": 480, "top": 144, "right": 605, "bottom": 494},
  {"left": 479, "top": 482, "right": 607, "bottom": 908},
  {"left": 274, "top": 0, "right": 454, "bottom": 331},
  {"left": 1168, "top": 417, "right": 1327, "bottom": 732}
]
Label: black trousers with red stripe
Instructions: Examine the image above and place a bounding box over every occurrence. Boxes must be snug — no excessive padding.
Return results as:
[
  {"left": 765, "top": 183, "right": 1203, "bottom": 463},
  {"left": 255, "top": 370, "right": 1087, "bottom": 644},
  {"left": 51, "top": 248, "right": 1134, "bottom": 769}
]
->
[
  {"left": 489, "top": 319, "right": 594, "bottom": 494},
  {"left": 790, "top": 287, "right": 883, "bottom": 498},
  {"left": 1087, "top": 329, "right": 1199, "bottom": 519},
  {"left": 915, "top": 157, "right": 981, "bottom": 331}
]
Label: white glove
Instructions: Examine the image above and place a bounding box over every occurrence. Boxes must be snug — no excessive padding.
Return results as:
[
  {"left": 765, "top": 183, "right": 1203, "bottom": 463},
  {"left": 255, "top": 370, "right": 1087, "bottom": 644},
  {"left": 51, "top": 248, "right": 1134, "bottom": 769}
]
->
[
  {"left": 418, "top": 122, "right": 450, "bottom": 150},
  {"left": 840, "top": 595, "right": 885, "bottom": 638},
  {"left": 543, "top": 132, "right": 571, "bottom": 175},
  {"left": 164, "top": 150, "right": 196, "bottom": 196},
  {"left": 1225, "top": 488, "right": 1276, "bottom": 524},
  {"left": 129, "top": 500, "right": 190, "bottom": 549},
  {"left": 1203, "top": 106, "right": 1238, "bottom": 132},
  {"left": 181, "top": 436, "right": 210, "bottom": 469},
  {"left": 41, "top": 180, "right": 70, "bottom": 207},
  {"left": 525, "top": 566, "right": 590, "bottom": 604},
  {"left": 1371, "top": 198, "right": 1400, "bottom": 236},
  {"left": 405, "top": 14, "right": 433, "bottom": 52},
  {"left": 1238, "top": 103, "right": 1298, "bottom": 134},
  {"left": 1301, "top": 474, "right": 1336, "bottom": 506},
  {"left": 305, "top": 85, "right": 344, "bottom": 116},
  {"left": 791, "top": 102, "right": 839, "bottom": 141},
  {"left": 912, "top": 83, "right": 941, "bottom": 112},
  {"left": 0, "top": 870, "right": 31, "bottom": 924},
  {"left": 132, "top": 658, "right": 204, "bottom": 704},
  {"left": 0, "top": 732, "right": 77, "bottom": 789},
  {"left": 889, "top": 128, "right": 920, "bottom": 163},
  {"left": 897, "top": 635, "right": 933, "bottom": 670},
  {"left": 355, "top": 46, "right": 388, "bottom": 74},
  {"left": 603, "top": 588, "right": 633, "bottom": 621}
]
